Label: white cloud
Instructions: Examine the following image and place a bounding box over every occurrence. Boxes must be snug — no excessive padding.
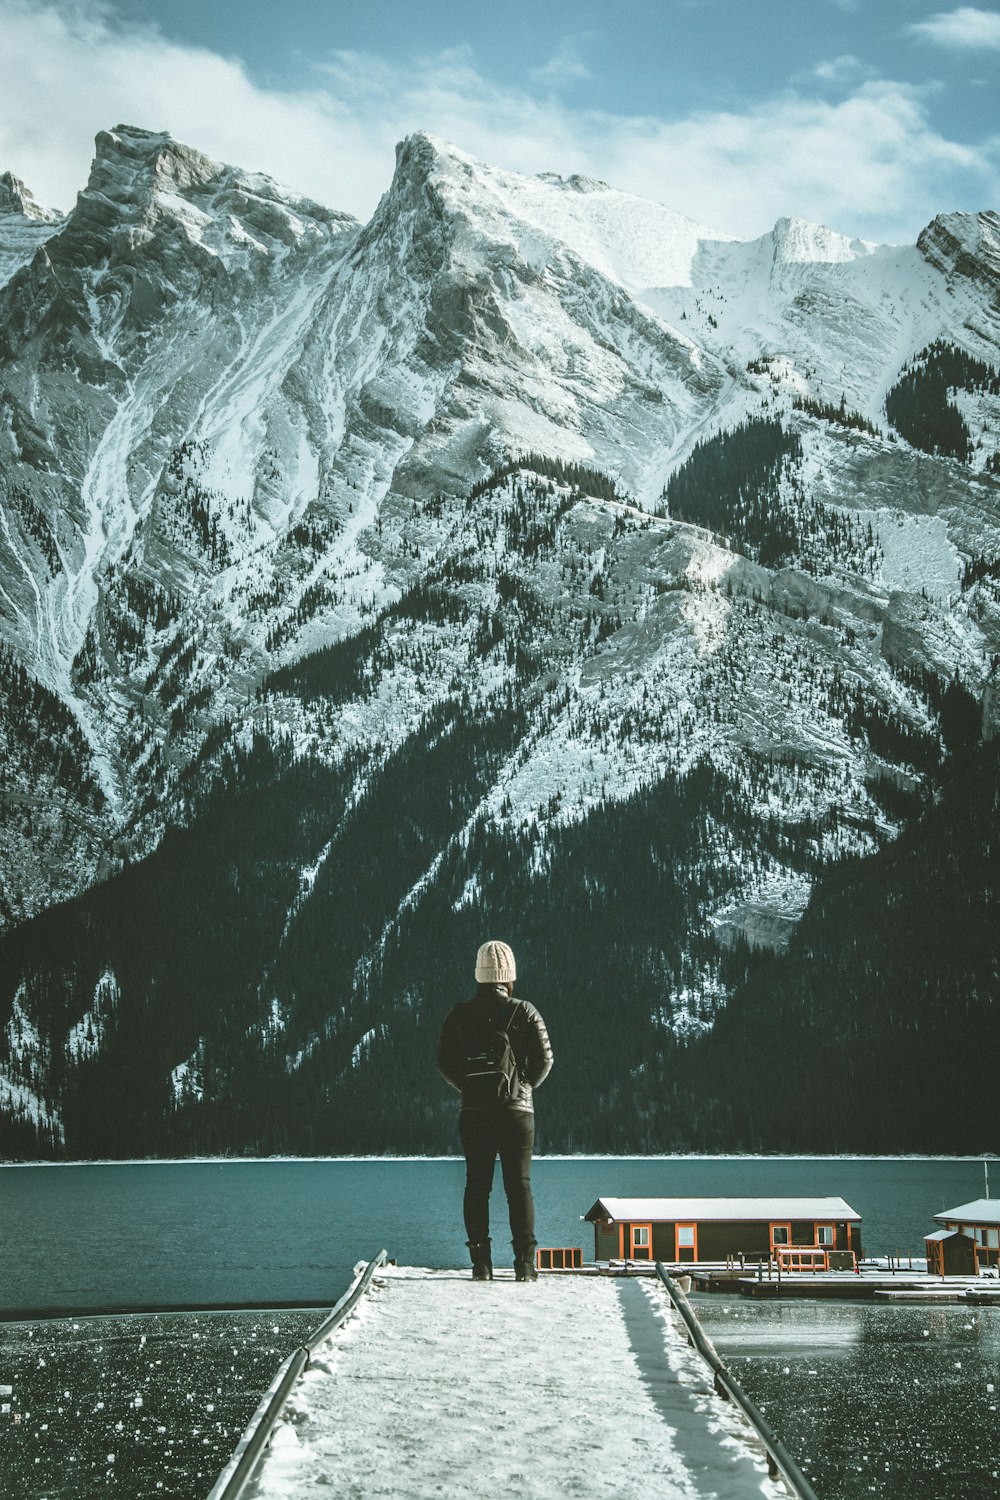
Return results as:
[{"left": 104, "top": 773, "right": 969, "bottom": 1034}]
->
[
  {"left": 597, "top": 81, "right": 997, "bottom": 242},
  {"left": 0, "top": 0, "right": 996, "bottom": 246},
  {"left": 809, "top": 54, "right": 880, "bottom": 88},
  {"left": 908, "top": 6, "right": 1000, "bottom": 49},
  {"left": 529, "top": 37, "right": 594, "bottom": 89}
]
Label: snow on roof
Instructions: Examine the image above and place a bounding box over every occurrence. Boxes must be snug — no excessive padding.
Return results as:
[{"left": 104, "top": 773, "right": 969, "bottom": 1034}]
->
[
  {"left": 586, "top": 1196, "right": 862, "bottom": 1222},
  {"left": 934, "top": 1200, "right": 1000, "bottom": 1227}
]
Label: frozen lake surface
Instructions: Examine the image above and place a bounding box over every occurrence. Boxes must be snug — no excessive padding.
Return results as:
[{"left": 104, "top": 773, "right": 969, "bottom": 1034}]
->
[
  {"left": 698, "top": 1297, "right": 1000, "bottom": 1500},
  {"left": 0, "top": 1308, "right": 318, "bottom": 1499}
]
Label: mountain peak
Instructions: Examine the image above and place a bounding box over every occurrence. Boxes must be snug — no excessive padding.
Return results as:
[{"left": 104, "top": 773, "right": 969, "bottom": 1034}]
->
[
  {"left": 88, "top": 124, "right": 219, "bottom": 204},
  {"left": 769, "top": 215, "right": 886, "bottom": 264},
  {"left": 85, "top": 125, "right": 345, "bottom": 220},
  {"left": 389, "top": 131, "right": 485, "bottom": 198},
  {"left": 379, "top": 131, "right": 725, "bottom": 298},
  {"left": 0, "top": 171, "right": 61, "bottom": 224},
  {"left": 395, "top": 129, "right": 446, "bottom": 160},
  {"left": 58, "top": 124, "right": 357, "bottom": 268}
]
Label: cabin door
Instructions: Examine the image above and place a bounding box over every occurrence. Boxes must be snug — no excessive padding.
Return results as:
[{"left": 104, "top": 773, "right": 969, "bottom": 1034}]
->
[{"left": 675, "top": 1224, "right": 698, "bottom": 1262}]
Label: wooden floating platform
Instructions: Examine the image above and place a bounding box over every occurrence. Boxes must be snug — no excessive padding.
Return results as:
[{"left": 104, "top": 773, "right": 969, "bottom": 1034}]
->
[
  {"left": 698, "top": 1270, "right": 1000, "bottom": 1303},
  {"left": 874, "top": 1288, "right": 968, "bottom": 1303},
  {"left": 736, "top": 1274, "right": 926, "bottom": 1300},
  {"left": 690, "top": 1267, "right": 761, "bottom": 1292}
]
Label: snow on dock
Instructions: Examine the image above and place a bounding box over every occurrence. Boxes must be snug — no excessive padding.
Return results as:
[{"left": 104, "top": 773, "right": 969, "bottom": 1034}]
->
[{"left": 250, "top": 1266, "right": 784, "bottom": 1499}]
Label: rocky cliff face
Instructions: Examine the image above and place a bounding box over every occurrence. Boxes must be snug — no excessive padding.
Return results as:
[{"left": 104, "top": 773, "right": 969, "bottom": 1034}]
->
[
  {"left": 0, "top": 126, "right": 998, "bottom": 1152},
  {"left": 917, "top": 210, "right": 1000, "bottom": 303},
  {"left": 0, "top": 171, "right": 63, "bottom": 288}
]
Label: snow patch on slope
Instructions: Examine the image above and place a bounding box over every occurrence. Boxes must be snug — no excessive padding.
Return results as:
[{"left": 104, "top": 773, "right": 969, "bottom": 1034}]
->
[
  {"left": 711, "top": 870, "right": 814, "bottom": 952},
  {"left": 870, "top": 511, "right": 962, "bottom": 601},
  {"left": 0, "top": 1075, "right": 64, "bottom": 1144},
  {"left": 66, "top": 970, "right": 119, "bottom": 1062},
  {"left": 2, "top": 988, "right": 64, "bottom": 1143}
]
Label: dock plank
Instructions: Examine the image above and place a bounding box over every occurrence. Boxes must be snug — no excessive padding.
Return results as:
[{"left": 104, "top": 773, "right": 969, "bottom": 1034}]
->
[{"left": 249, "top": 1267, "right": 784, "bottom": 1499}]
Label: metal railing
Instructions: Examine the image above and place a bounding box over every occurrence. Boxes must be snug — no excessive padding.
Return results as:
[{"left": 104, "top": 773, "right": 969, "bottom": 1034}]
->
[
  {"left": 206, "top": 1250, "right": 388, "bottom": 1500},
  {"left": 655, "top": 1263, "right": 820, "bottom": 1500}
]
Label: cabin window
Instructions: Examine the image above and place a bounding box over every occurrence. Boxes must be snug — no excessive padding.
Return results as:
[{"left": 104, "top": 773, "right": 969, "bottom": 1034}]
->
[
  {"left": 987, "top": 1229, "right": 1000, "bottom": 1249},
  {"left": 630, "top": 1224, "right": 653, "bottom": 1259},
  {"left": 816, "top": 1225, "right": 834, "bottom": 1246},
  {"left": 677, "top": 1226, "right": 695, "bottom": 1249},
  {"left": 771, "top": 1224, "right": 791, "bottom": 1247}
]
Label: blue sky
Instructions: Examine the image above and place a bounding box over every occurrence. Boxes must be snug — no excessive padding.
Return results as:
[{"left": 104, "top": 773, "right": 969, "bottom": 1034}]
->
[{"left": 1, "top": 0, "right": 997, "bottom": 242}]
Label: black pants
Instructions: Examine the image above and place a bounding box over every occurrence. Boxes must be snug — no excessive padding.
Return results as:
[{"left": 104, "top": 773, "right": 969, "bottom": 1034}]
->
[{"left": 459, "top": 1108, "right": 535, "bottom": 1254}]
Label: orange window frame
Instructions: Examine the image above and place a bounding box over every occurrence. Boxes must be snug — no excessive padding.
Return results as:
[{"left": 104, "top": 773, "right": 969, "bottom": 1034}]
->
[
  {"left": 770, "top": 1222, "right": 792, "bottom": 1251},
  {"left": 630, "top": 1223, "right": 653, "bottom": 1259},
  {"left": 675, "top": 1223, "right": 698, "bottom": 1260},
  {"left": 815, "top": 1224, "right": 836, "bottom": 1247}
]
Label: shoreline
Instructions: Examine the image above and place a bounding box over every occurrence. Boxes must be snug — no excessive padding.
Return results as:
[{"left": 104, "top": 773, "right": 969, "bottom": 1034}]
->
[{"left": 2, "top": 1151, "right": 997, "bottom": 1168}]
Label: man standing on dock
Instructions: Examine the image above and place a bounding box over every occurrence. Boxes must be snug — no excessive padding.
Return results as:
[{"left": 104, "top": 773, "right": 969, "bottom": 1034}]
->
[{"left": 437, "top": 940, "right": 553, "bottom": 1282}]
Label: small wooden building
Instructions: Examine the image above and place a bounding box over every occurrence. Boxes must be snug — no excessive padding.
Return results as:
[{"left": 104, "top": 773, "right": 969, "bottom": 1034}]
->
[
  {"left": 584, "top": 1196, "right": 863, "bottom": 1264},
  {"left": 926, "top": 1200, "right": 1000, "bottom": 1276}
]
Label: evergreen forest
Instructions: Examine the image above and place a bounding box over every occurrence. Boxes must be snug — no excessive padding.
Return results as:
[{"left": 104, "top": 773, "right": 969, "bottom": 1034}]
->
[{"left": 1, "top": 414, "right": 996, "bottom": 1161}]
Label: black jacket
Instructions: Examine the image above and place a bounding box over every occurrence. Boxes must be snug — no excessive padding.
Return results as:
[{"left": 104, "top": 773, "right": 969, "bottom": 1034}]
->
[{"left": 437, "top": 984, "right": 553, "bottom": 1113}]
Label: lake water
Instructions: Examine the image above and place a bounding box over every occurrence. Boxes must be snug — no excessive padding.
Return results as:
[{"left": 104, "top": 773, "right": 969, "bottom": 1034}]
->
[
  {"left": 1, "top": 1156, "right": 995, "bottom": 1499},
  {"left": 1, "top": 1155, "right": 988, "bottom": 1313},
  {"left": 698, "top": 1298, "right": 1000, "bottom": 1500}
]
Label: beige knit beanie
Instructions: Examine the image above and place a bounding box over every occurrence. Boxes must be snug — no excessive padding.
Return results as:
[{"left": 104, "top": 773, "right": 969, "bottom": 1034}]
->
[{"left": 475, "top": 940, "right": 517, "bottom": 985}]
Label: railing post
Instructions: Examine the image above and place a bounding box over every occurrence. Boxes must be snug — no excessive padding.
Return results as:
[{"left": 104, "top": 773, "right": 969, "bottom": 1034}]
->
[
  {"left": 655, "top": 1263, "right": 820, "bottom": 1500},
  {"left": 206, "top": 1250, "right": 388, "bottom": 1500}
]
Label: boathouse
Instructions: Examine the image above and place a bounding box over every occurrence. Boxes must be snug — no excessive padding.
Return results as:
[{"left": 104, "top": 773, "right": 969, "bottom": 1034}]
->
[
  {"left": 584, "top": 1196, "right": 863, "bottom": 1264},
  {"left": 926, "top": 1200, "right": 1000, "bottom": 1276}
]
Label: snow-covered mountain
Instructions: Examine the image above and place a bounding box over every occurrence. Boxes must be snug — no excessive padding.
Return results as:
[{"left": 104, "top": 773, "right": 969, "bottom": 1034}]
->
[
  {"left": 0, "top": 171, "right": 63, "bottom": 287},
  {"left": 0, "top": 125, "right": 998, "bottom": 1154}
]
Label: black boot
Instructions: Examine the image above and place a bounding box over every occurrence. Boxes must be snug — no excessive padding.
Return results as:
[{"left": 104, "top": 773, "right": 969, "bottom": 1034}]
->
[
  {"left": 467, "top": 1239, "right": 493, "bottom": 1281},
  {"left": 514, "top": 1243, "right": 538, "bottom": 1282}
]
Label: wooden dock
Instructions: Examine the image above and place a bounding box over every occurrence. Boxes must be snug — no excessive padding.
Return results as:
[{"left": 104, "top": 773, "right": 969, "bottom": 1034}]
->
[
  {"left": 705, "top": 1269, "right": 1000, "bottom": 1303},
  {"left": 238, "top": 1264, "right": 794, "bottom": 1499},
  {"left": 735, "top": 1272, "right": 927, "bottom": 1300}
]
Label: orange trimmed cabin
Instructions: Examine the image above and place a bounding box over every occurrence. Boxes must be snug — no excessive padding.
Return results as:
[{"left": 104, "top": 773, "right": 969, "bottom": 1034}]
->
[
  {"left": 583, "top": 1196, "right": 863, "bottom": 1265},
  {"left": 925, "top": 1200, "right": 1000, "bottom": 1276}
]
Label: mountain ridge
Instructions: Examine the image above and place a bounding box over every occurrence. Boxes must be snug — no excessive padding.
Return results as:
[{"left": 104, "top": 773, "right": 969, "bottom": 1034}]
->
[{"left": 0, "top": 125, "right": 997, "bottom": 1153}]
